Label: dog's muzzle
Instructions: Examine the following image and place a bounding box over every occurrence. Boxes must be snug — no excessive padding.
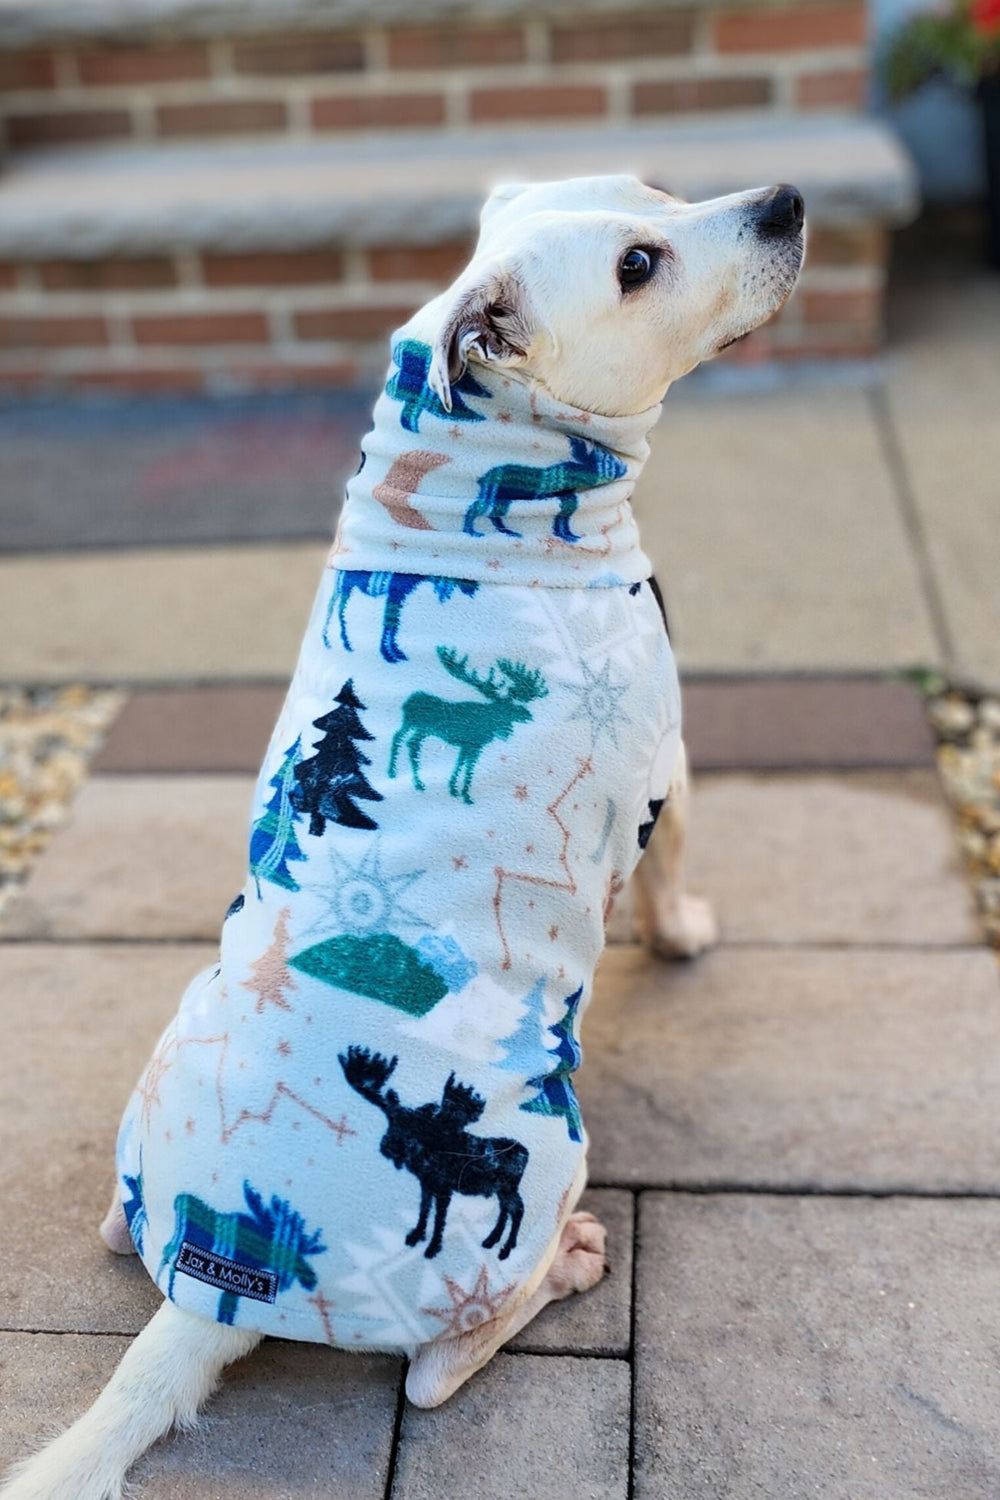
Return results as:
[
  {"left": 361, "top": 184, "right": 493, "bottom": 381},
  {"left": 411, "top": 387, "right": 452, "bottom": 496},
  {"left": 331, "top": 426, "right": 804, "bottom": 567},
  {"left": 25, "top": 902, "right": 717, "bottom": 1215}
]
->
[{"left": 754, "top": 184, "right": 806, "bottom": 239}]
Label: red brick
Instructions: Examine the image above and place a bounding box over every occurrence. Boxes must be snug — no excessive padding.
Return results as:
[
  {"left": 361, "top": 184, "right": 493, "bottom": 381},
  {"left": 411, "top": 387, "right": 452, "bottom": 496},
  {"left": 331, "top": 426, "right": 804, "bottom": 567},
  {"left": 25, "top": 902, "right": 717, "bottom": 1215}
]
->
[
  {"left": 131, "top": 312, "right": 269, "bottom": 345},
  {"left": 470, "top": 84, "right": 607, "bottom": 122},
  {"left": 73, "top": 366, "right": 209, "bottom": 394},
  {"left": 311, "top": 92, "right": 446, "bottom": 130},
  {"left": 633, "top": 76, "right": 772, "bottom": 113},
  {"left": 0, "top": 265, "right": 18, "bottom": 290},
  {"left": 0, "top": 368, "right": 47, "bottom": 392},
  {"left": 76, "top": 43, "right": 210, "bottom": 86},
  {"left": 800, "top": 287, "right": 883, "bottom": 325},
  {"left": 0, "top": 51, "right": 57, "bottom": 90},
  {"left": 796, "top": 66, "right": 868, "bottom": 107},
  {"left": 0, "top": 316, "right": 108, "bottom": 349},
  {"left": 806, "top": 224, "right": 886, "bottom": 266},
  {"left": 232, "top": 34, "right": 365, "bottom": 75},
  {"left": 155, "top": 100, "right": 287, "bottom": 137},
  {"left": 201, "top": 249, "right": 344, "bottom": 286},
  {"left": 366, "top": 241, "right": 472, "bottom": 283},
  {"left": 39, "top": 258, "right": 177, "bottom": 291},
  {"left": 772, "top": 330, "right": 881, "bottom": 357},
  {"left": 713, "top": 4, "right": 866, "bottom": 52},
  {"left": 294, "top": 304, "right": 417, "bottom": 340},
  {"left": 6, "top": 109, "right": 133, "bottom": 148},
  {"left": 386, "top": 25, "right": 526, "bottom": 69},
  {"left": 550, "top": 12, "right": 695, "bottom": 60}
]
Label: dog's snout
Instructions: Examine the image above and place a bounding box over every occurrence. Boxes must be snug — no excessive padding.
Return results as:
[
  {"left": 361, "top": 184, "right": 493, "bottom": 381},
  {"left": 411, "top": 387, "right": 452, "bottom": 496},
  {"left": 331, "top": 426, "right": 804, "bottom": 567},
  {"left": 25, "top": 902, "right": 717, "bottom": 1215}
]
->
[{"left": 755, "top": 184, "right": 805, "bottom": 237}]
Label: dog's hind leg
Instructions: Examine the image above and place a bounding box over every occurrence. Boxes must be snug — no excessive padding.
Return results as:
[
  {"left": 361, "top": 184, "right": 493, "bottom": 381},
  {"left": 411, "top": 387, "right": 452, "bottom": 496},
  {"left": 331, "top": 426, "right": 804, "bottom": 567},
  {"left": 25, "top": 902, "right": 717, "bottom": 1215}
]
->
[
  {"left": 633, "top": 738, "right": 718, "bottom": 959},
  {"left": 98, "top": 1184, "right": 133, "bottom": 1256},
  {"left": 0, "top": 1301, "right": 261, "bottom": 1500},
  {"left": 406, "top": 1210, "right": 607, "bottom": 1409}
]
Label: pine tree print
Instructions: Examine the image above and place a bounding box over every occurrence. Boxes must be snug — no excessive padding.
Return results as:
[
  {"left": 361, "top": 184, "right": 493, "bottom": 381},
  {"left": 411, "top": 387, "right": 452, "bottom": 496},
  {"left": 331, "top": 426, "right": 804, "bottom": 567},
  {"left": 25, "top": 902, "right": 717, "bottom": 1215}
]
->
[
  {"left": 250, "top": 738, "right": 308, "bottom": 896},
  {"left": 520, "top": 984, "right": 585, "bottom": 1143},
  {"left": 290, "top": 680, "right": 384, "bottom": 836},
  {"left": 242, "top": 906, "right": 297, "bottom": 1014}
]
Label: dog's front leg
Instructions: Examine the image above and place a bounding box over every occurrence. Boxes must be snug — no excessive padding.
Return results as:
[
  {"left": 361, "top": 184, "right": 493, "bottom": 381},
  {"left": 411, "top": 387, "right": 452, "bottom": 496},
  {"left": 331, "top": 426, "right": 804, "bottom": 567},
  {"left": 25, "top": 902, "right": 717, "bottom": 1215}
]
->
[
  {"left": 98, "top": 1183, "right": 134, "bottom": 1256},
  {"left": 405, "top": 1210, "right": 607, "bottom": 1408},
  {"left": 633, "top": 739, "right": 718, "bottom": 959}
]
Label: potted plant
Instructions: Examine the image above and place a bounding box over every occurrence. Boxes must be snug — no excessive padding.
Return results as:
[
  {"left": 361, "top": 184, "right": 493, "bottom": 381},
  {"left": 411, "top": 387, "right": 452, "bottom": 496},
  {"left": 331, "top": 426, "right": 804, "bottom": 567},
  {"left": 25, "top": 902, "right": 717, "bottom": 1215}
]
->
[{"left": 885, "top": 0, "right": 1000, "bottom": 265}]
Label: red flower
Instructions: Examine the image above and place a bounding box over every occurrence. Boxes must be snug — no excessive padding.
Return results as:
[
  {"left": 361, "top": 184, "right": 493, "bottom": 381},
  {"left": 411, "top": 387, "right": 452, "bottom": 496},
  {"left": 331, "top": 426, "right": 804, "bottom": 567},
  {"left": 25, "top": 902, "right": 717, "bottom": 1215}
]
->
[{"left": 971, "top": 0, "right": 1000, "bottom": 36}]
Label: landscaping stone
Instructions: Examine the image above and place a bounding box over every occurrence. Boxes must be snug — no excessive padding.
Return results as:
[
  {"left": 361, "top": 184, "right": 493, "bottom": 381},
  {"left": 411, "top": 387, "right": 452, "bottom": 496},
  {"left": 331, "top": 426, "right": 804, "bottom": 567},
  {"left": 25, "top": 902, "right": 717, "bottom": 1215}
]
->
[
  {"left": 634, "top": 1193, "right": 1000, "bottom": 1498},
  {"left": 395, "top": 1353, "right": 630, "bottom": 1500},
  {"left": 580, "top": 944, "right": 1000, "bottom": 1191}
]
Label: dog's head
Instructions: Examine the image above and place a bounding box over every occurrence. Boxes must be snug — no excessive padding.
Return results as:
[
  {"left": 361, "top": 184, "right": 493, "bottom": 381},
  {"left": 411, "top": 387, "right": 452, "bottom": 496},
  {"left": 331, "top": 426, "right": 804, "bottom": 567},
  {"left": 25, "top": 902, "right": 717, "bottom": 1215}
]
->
[{"left": 426, "top": 174, "right": 804, "bottom": 417}]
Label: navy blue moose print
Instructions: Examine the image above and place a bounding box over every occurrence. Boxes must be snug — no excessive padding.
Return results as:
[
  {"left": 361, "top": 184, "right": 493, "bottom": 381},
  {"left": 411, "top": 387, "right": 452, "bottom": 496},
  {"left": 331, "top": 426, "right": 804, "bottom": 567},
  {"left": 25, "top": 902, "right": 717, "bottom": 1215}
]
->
[
  {"left": 464, "top": 436, "right": 628, "bottom": 543},
  {"left": 385, "top": 339, "right": 491, "bottom": 434},
  {"left": 339, "top": 1046, "right": 528, "bottom": 1260},
  {"left": 325, "top": 570, "right": 479, "bottom": 664}
]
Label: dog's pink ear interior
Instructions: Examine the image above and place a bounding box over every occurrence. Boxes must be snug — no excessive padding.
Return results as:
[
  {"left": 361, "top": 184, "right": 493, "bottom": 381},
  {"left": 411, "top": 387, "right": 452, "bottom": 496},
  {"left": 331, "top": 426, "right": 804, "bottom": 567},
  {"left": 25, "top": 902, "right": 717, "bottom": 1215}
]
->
[{"left": 427, "top": 265, "right": 536, "bottom": 412}]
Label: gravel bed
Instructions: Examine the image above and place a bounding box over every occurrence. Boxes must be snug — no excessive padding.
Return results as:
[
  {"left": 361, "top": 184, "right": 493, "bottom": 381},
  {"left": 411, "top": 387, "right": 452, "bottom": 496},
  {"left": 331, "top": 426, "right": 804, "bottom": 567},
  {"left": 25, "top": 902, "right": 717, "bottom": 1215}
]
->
[
  {"left": 929, "top": 690, "right": 1000, "bottom": 951},
  {"left": 0, "top": 685, "right": 123, "bottom": 917}
]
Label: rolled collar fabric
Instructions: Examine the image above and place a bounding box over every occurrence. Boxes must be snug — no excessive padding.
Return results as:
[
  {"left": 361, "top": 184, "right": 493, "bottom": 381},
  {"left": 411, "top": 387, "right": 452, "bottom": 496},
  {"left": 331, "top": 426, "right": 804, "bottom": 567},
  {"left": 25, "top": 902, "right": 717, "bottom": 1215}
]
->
[{"left": 331, "top": 319, "right": 663, "bottom": 589}]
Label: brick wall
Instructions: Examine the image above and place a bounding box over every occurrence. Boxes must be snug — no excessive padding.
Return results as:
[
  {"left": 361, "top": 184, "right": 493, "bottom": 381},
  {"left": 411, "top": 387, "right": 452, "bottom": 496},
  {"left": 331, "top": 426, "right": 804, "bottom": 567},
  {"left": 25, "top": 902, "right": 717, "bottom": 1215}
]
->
[
  {"left": 0, "top": 226, "right": 885, "bottom": 394},
  {"left": 0, "top": 4, "right": 868, "bottom": 150}
]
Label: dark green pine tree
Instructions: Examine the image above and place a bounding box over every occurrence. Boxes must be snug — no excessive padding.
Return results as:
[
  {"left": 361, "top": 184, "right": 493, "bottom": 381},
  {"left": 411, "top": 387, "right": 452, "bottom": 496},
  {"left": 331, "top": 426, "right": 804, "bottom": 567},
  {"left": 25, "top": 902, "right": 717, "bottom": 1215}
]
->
[
  {"left": 250, "top": 737, "right": 308, "bottom": 895},
  {"left": 520, "top": 984, "right": 585, "bottom": 1143},
  {"left": 290, "top": 680, "right": 383, "bottom": 835}
]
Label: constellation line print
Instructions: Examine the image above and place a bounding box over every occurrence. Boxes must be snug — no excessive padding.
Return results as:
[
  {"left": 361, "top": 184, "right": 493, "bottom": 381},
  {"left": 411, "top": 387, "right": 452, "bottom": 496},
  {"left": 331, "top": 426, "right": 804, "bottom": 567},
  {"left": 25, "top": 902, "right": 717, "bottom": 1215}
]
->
[{"left": 492, "top": 755, "right": 594, "bottom": 971}]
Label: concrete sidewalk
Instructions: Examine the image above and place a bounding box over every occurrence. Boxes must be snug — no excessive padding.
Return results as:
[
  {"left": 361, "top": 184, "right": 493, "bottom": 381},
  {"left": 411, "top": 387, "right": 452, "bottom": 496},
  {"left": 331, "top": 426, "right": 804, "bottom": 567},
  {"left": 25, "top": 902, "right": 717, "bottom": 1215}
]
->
[{"left": 1, "top": 229, "right": 1000, "bottom": 1497}]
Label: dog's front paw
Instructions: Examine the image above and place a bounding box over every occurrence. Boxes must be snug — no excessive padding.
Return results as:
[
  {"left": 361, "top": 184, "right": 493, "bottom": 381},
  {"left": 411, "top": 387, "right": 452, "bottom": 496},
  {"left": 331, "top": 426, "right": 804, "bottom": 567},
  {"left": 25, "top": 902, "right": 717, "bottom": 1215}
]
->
[
  {"left": 645, "top": 894, "right": 719, "bottom": 961},
  {"left": 550, "top": 1212, "right": 608, "bottom": 1298}
]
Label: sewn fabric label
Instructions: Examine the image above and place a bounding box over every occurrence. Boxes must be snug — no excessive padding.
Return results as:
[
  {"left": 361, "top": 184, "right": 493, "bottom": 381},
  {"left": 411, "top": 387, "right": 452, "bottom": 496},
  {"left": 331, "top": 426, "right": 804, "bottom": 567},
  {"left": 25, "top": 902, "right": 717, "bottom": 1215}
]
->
[{"left": 175, "top": 1241, "right": 278, "bottom": 1304}]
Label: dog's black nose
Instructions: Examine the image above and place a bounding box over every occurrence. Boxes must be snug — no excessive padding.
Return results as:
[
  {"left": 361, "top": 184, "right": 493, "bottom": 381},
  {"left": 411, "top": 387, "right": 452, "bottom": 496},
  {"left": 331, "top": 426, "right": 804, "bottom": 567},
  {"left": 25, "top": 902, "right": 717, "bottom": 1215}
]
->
[{"left": 756, "top": 184, "right": 805, "bottom": 236}]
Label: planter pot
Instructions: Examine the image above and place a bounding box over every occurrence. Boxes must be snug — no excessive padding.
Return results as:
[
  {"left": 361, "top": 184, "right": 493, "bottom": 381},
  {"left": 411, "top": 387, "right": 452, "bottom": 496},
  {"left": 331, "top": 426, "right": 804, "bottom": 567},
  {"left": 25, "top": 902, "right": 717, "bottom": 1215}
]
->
[{"left": 980, "top": 73, "right": 1000, "bottom": 267}]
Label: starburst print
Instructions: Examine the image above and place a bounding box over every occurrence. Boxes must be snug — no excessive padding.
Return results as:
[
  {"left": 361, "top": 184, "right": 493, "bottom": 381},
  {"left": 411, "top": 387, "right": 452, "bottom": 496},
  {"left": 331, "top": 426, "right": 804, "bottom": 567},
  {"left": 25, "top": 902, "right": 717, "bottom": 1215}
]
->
[
  {"left": 421, "top": 1266, "right": 517, "bottom": 1335},
  {"left": 566, "top": 658, "right": 631, "bottom": 748},
  {"left": 303, "top": 838, "right": 428, "bottom": 940}
]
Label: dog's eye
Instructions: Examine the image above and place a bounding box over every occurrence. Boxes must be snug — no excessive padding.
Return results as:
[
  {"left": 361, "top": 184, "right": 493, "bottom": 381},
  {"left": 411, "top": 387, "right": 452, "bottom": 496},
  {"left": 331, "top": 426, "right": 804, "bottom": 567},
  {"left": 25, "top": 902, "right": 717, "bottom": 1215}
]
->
[{"left": 619, "top": 247, "right": 657, "bottom": 291}]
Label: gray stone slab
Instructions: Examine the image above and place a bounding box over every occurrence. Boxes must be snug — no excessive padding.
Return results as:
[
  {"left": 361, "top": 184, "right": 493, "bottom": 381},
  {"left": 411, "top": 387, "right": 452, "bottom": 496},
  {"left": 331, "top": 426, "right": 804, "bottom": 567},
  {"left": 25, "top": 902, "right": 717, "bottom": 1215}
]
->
[
  {"left": 394, "top": 1352, "right": 630, "bottom": 1500},
  {"left": 2, "top": 776, "right": 253, "bottom": 940},
  {"left": 634, "top": 1193, "right": 1000, "bottom": 1499},
  {"left": 508, "top": 1189, "right": 632, "bottom": 1356},
  {"left": 884, "top": 265, "right": 1000, "bottom": 691},
  {"left": 0, "top": 1332, "right": 400, "bottom": 1499},
  {"left": 608, "top": 770, "right": 980, "bottom": 948},
  {"left": 579, "top": 945, "right": 1000, "bottom": 1190},
  {"left": 681, "top": 676, "right": 937, "bottom": 772},
  {"left": 0, "top": 395, "right": 365, "bottom": 553},
  {"left": 0, "top": 943, "right": 212, "bottom": 1333},
  {"left": 0, "top": 119, "right": 916, "bottom": 261},
  {"left": 636, "top": 388, "right": 939, "bottom": 675},
  {"left": 0, "top": 542, "right": 325, "bottom": 685}
]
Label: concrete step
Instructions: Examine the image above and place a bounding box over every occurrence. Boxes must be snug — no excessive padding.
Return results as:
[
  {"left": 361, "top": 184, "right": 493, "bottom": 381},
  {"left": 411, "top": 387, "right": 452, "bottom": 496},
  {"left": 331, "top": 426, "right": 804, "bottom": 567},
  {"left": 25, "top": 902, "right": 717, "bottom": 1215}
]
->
[{"left": 0, "top": 117, "right": 917, "bottom": 391}]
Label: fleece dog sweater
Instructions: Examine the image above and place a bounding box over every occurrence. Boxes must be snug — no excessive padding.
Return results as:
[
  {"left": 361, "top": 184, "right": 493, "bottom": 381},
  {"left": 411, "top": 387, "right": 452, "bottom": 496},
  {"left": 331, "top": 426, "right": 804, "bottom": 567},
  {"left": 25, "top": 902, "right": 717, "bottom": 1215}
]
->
[{"left": 116, "top": 311, "right": 681, "bottom": 1352}]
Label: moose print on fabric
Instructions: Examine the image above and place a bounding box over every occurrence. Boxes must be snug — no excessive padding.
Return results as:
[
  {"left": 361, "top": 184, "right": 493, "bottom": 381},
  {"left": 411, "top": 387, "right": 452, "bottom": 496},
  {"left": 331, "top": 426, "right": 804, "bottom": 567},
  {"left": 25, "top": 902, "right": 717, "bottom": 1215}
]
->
[
  {"left": 388, "top": 647, "right": 548, "bottom": 805},
  {"left": 464, "top": 437, "right": 629, "bottom": 543},
  {"left": 122, "top": 1170, "right": 147, "bottom": 1254},
  {"left": 386, "top": 339, "right": 491, "bottom": 434},
  {"left": 340, "top": 1046, "right": 528, "bottom": 1260},
  {"left": 249, "top": 738, "right": 307, "bottom": 895},
  {"left": 290, "top": 681, "right": 383, "bottom": 835},
  {"left": 325, "top": 570, "right": 479, "bottom": 664},
  {"left": 161, "top": 1182, "right": 326, "bottom": 1326}
]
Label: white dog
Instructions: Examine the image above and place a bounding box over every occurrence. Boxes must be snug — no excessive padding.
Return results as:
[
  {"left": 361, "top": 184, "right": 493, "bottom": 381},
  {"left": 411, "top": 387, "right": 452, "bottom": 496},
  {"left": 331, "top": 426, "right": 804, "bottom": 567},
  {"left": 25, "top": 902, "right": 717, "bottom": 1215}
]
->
[{"left": 2, "top": 173, "right": 803, "bottom": 1500}]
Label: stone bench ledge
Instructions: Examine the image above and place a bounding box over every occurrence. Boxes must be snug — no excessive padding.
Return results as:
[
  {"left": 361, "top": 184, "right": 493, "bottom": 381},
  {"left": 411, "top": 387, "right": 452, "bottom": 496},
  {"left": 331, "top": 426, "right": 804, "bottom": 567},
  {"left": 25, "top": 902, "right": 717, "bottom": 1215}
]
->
[
  {"left": 0, "top": 0, "right": 840, "bottom": 46},
  {"left": 0, "top": 117, "right": 919, "bottom": 260}
]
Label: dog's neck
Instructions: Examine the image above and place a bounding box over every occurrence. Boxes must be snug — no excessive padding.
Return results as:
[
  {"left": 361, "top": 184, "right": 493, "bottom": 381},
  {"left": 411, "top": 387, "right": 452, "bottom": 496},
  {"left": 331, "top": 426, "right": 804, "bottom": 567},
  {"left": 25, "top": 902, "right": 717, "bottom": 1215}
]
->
[{"left": 330, "top": 326, "right": 663, "bottom": 588}]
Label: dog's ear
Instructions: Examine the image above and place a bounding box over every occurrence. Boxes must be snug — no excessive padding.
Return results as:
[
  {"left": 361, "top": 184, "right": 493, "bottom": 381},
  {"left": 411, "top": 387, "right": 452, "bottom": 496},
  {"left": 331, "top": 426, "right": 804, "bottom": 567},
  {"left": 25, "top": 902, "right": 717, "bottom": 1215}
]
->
[{"left": 427, "top": 262, "right": 537, "bottom": 412}]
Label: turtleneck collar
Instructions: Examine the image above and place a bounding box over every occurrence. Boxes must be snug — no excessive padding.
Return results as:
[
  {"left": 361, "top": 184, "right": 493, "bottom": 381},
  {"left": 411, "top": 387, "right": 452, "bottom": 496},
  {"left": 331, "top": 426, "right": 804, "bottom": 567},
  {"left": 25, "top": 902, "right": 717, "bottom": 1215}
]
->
[{"left": 330, "top": 323, "right": 663, "bottom": 589}]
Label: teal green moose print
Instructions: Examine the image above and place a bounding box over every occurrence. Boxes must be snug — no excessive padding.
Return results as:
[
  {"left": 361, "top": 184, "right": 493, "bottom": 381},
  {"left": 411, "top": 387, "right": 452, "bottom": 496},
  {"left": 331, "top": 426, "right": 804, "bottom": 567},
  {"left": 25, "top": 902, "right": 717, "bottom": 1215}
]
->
[{"left": 388, "top": 647, "right": 548, "bottom": 805}]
